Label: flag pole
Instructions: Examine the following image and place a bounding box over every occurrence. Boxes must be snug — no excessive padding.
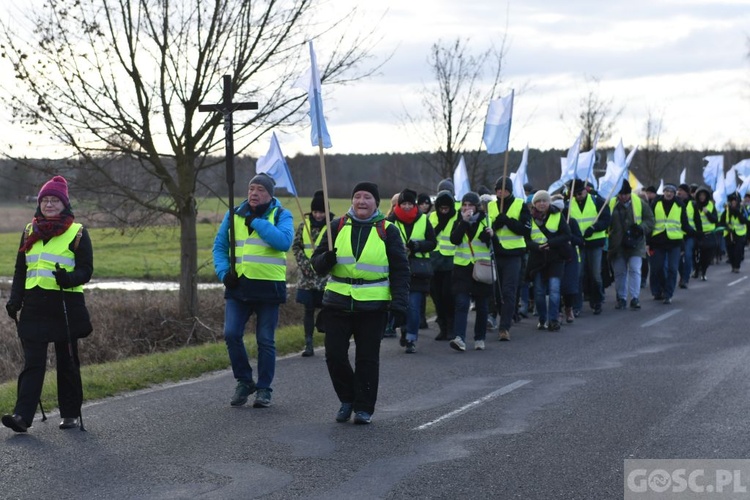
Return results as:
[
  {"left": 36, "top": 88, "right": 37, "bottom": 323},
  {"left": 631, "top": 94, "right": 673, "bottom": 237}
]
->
[
  {"left": 500, "top": 149, "right": 510, "bottom": 212},
  {"left": 567, "top": 177, "right": 577, "bottom": 223},
  {"left": 293, "top": 194, "right": 314, "bottom": 248},
  {"left": 318, "top": 140, "right": 334, "bottom": 250}
]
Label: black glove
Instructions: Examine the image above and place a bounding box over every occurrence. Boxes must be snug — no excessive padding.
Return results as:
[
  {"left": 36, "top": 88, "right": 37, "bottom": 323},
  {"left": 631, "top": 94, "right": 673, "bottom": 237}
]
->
[
  {"left": 406, "top": 240, "right": 418, "bottom": 253},
  {"left": 391, "top": 310, "right": 407, "bottom": 328},
  {"left": 223, "top": 270, "right": 240, "bottom": 289},
  {"left": 53, "top": 266, "right": 72, "bottom": 289},
  {"left": 492, "top": 214, "right": 508, "bottom": 231},
  {"left": 323, "top": 248, "right": 338, "bottom": 268},
  {"left": 5, "top": 301, "right": 20, "bottom": 322},
  {"left": 583, "top": 227, "right": 595, "bottom": 238},
  {"left": 245, "top": 214, "right": 257, "bottom": 229},
  {"left": 629, "top": 224, "right": 644, "bottom": 238}
]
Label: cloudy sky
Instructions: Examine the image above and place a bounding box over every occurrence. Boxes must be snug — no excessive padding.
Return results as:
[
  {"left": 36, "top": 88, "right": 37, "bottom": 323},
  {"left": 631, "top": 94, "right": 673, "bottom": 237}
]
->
[{"left": 277, "top": 0, "right": 750, "bottom": 156}]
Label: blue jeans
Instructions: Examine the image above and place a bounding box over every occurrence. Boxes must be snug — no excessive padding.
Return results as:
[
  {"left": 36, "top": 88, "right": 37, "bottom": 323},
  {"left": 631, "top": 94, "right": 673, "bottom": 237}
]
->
[
  {"left": 533, "top": 273, "right": 561, "bottom": 325},
  {"left": 649, "top": 246, "right": 681, "bottom": 299},
  {"left": 453, "top": 292, "right": 488, "bottom": 341},
  {"left": 406, "top": 291, "right": 423, "bottom": 342},
  {"left": 612, "top": 255, "right": 642, "bottom": 301},
  {"left": 679, "top": 237, "right": 694, "bottom": 284},
  {"left": 224, "top": 298, "right": 279, "bottom": 390}
]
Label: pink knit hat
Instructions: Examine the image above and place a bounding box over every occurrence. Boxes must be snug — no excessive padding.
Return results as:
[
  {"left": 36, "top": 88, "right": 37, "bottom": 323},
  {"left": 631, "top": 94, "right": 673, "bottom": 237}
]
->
[{"left": 38, "top": 175, "right": 70, "bottom": 207}]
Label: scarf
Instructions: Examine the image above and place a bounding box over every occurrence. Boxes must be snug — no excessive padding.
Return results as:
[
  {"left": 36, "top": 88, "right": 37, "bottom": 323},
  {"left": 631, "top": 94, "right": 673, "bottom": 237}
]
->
[
  {"left": 20, "top": 207, "right": 75, "bottom": 253},
  {"left": 531, "top": 206, "right": 548, "bottom": 226},
  {"left": 394, "top": 204, "right": 419, "bottom": 224},
  {"left": 433, "top": 204, "right": 457, "bottom": 234}
]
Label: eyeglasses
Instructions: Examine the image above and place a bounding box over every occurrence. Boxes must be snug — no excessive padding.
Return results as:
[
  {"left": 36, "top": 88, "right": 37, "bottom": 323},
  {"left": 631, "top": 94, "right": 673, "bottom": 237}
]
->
[{"left": 40, "top": 197, "right": 62, "bottom": 205}]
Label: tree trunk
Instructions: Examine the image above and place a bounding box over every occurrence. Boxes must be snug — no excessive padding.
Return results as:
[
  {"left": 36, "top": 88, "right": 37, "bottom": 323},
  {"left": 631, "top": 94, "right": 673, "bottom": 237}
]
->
[{"left": 179, "top": 199, "right": 199, "bottom": 318}]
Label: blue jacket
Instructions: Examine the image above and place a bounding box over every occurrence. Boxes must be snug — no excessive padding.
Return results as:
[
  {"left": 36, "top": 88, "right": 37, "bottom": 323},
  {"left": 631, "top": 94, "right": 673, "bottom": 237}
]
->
[{"left": 213, "top": 198, "right": 294, "bottom": 303}]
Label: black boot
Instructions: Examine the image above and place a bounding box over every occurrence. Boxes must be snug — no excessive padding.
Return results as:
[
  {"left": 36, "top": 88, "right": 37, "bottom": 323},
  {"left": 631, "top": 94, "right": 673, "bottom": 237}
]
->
[{"left": 302, "top": 336, "right": 314, "bottom": 357}]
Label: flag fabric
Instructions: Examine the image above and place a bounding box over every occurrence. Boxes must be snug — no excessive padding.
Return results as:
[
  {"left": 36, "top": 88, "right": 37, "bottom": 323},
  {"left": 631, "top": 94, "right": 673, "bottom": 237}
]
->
[
  {"left": 713, "top": 168, "right": 727, "bottom": 215},
  {"left": 255, "top": 132, "right": 297, "bottom": 196},
  {"left": 511, "top": 144, "right": 529, "bottom": 199},
  {"left": 483, "top": 90, "right": 514, "bottom": 154},
  {"left": 453, "top": 155, "right": 471, "bottom": 200},
  {"left": 703, "top": 155, "right": 723, "bottom": 190},
  {"left": 732, "top": 159, "right": 750, "bottom": 181},
  {"left": 300, "top": 41, "right": 332, "bottom": 149},
  {"left": 679, "top": 167, "right": 686, "bottom": 185},
  {"left": 657, "top": 179, "right": 664, "bottom": 195},
  {"left": 725, "top": 167, "right": 737, "bottom": 197},
  {"left": 629, "top": 170, "right": 643, "bottom": 192},
  {"left": 597, "top": 139, "right": 635, "bottom": 200},
  {"left": 576, "top": 133, "right": 599, "bottom": 188},
  {"left": 548, "top": 131, "right": 583, "bottom": 193},
  {"left": 738, "top": 176, "right": 750, "bottom": 199}
]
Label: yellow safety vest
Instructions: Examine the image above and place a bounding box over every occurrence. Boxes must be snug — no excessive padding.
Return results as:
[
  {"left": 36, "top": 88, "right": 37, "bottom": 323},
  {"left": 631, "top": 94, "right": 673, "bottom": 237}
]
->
[
  {"left": 698, "top": 202, "right": 716, "bottom": 233},
  {"left": 570, "top": 194, "right": 606, "bottom": 241},
  {"left": 302, "top": 223, "right": 326, "bottom": 259},
  {"left": 25, "top": 223, "right": 84, "bottom": 293},
  {"left": 395, "top": 215, "right": 429, "bottom": 259},
  {"left": 653, "top": 202, "right": 684, "bottom": 240},
  {"left": 233, "top": 208, "right": 287, "bottom": 281},
  {"left": 724, "top": 213, "right": 748, "bottom": 237},
  {"left": 428, "top": 211, "right": 457, "bottom": 257},
  {"left": 530, "top": 212, "right": 561, "bottom": 244},
  {"left": 325, "top": 220, "right": 392, "bottom": 302},
  {"left": 487, "top": 197, "right": 527, "bottom": 250},
  {"left": 454, "top": 219, "right": 491, "bottom": 266},
  {"left": 608, "top": 196, "right": 643, "bottom": 225},
  {"left": 684, "top": 201, "right": 695, "bottom": 230}
]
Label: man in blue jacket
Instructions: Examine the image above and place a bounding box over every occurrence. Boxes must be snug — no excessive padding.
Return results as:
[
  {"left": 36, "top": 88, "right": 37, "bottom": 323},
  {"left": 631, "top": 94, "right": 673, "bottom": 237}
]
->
[{"left": 213, "top": 173, "right": 294, "bottom": 409}]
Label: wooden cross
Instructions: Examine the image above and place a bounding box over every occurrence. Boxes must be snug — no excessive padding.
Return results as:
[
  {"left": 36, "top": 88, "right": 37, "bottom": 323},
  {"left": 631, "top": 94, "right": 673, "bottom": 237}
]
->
[{"left": 199, "top": 75, "right": 258, "bottom": 273}]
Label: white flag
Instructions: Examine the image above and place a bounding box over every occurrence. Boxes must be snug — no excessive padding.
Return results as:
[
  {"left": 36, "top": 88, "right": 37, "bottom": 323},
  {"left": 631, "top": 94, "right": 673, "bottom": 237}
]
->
[
  {"left": 732, "top": 159, "right": 750, "bottom": 181},
  {"left": 657, "top": 179, "right": 664, "bottom": 195},
  {"left": 453, "top": 155, "right": 471, "bottom": 200},
  {"left": 512, "top": 144, "right": 529, "bottom": 199},
  {"left": 703, "top": 155, "right": 723, "bottom": 190},
  {"left": 483, "top": 90, "right": 514, "bottom": 154},
  {"left": 256, "top": 132, "right": 297, "bottom": 196},
  {"left": 679, "top": 167, "right": 686, "bottom": 185}
]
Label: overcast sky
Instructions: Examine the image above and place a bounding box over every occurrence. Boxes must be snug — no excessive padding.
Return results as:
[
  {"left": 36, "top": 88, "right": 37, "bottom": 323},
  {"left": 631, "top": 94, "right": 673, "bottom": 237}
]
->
[{"left": 276, "top": 0, "right": 750, "bottom": 156}]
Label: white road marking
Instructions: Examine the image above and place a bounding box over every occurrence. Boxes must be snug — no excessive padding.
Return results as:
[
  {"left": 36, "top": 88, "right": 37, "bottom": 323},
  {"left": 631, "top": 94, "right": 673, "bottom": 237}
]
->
[
  {"left": 640, "top": 309, "right": 682, "bottom": 328},
  {"left": 728, "top": 276, "right": 747, "bottom": 287},
  {"left": 414, "top": 379, "right": 531, "bottom": 431}
]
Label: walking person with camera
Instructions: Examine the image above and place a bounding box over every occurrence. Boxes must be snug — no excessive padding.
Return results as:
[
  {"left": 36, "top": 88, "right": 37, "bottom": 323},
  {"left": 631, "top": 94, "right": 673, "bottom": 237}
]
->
[
  {"left": 3, "top": 175, "right": 93, "bottom": 433},
  {"left": 607, "top": 181, "right": 655, "bottom": 310}
]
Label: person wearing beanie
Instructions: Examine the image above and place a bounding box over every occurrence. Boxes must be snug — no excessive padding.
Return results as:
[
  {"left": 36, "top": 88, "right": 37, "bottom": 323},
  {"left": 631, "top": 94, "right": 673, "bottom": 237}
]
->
[
  {"left": 3, "top": 176, "right": 93, "bottom": 433},
  {"left": 292, "top": 190, "right": 333, "bottom": 357},
  {"left": 607, "top": 180, "right": 655, "bottom": 311},
  {"left": 448, "top": 191, "right": 493, "bottom": 351},
  {"left": 720, "top": 192, "right": 748, "bottom": 273},
  {"left": 550, "top": 193, "right": 583, "bottom": 323},
  {"left": 692, "top": 185, "right": 719, "bottom": 281},
  {"left": 566, "top": 176, "right": 611, "bottom": 316},
  {"left": 648, "top": 181, "right": 695, "bottom": 304},
  {"left": 675, "top": 183, "right": 695, "bottom": 289},
  {"left": 437, "top": 178, "right": 455, "bottom": 196},
  {"left": 387, "top": 188, "right": 437, "bottom": 353},
  {"left": 212, "top": 172, "right": 294, "bottom": 409},
  {"left": 525, "top": 189, "right": 571, "bottom": 332},
  {"left": 428, "top": 190, "right": 458, "bottom": 340},
  {"left": 417, "top": 193, "right": 433, "bottom": 215},
  {"left": 310, "top": 181, "right": 409, "bottom": 424},
  {"left": 486, "top": 175, "right": 531, "bottom": 341},
  {"left": 644, "top": 185, "right": 658, "bottom": 203}
]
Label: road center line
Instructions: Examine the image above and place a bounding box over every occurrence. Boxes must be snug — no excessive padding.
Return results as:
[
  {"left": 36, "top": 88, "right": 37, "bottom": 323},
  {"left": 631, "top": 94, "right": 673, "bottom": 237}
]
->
[
  {"left": 728, "top": 276, "right": 747, "bottom": 287},
  {"left": 640, "top": 309, "right": 682, "bottom": 328},
  {"left": 414, "top": 379, "right": 531, "bottom": 431}
]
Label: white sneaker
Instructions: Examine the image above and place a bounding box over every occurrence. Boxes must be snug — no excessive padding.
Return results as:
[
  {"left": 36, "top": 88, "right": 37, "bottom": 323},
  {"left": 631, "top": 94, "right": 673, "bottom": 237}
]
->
[
  {"left": 474, "top": 340, "right": 485, "bottom": 350},
  {"left": 449, "top": 336, "right": 466, "bottom": 352}
]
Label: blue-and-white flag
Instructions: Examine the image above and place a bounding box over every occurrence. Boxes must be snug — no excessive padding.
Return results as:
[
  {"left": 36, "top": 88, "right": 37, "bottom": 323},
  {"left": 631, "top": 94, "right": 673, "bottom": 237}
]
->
[
  {"left": 597, "top": 140, "right": 628, "bottom": 200},
  {"left": 725, "top": 167, "right": 737, "bottom": 197},
  {"left": 703, "top": 155, "right": 723, "bottom": 190},
  {"left": 713, "top": 169, "right": 727, "bottom": 215},
  {"left": 511, "top": 144, "right": 529, "bottom": 199},
  {"left": 548, "top": 131, "right": 583, "bottom": 193},
  {"left": 738, "top": 176, "right": 750, "bottom": 199},
  {"left": 255, "top": 132, "right": 297, "bottom": 196},
  {"left": 732, "top": 159, "right": 750, "bottom": 181},
  {"left": 453, "top": 155, "right": 471, "bottom": 200},
  {"left": 483, "top": 90, "right": 514, "bottom": 154},
  {"left": 300, "top": 41, "right": 332, "bottom": 149}
]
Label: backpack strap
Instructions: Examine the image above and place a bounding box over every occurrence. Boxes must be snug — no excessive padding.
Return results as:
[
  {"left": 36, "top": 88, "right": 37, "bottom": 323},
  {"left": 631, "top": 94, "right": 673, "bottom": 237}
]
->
[
  {"left": 74, "top": 225, "right": 84, "bottom": 251},
  {"left": 336, "top": 215, "right": 387, "bottom": 241}
]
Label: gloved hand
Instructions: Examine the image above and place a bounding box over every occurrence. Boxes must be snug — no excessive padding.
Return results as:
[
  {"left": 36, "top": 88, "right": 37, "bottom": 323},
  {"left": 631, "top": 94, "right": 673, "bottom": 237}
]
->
[
  {"left": 53, "top": 266, "right": 72, "bottom": 289},
  {"left": 406, "top": 240, "right": 419, "bottom": 253},
  {"left": 222, "top": 270, "right": 240, "bottom": 289},
  {"left": 583, "top": 227, "right": 595, "bottom": 238},
  {"left": 629, "top": 224, "right": 644, "bottom": 238},
  {"left": 323, "top": 248, "right": 338, "bottom": 268},
  {"left": 391, "top": 310, "right": 407, "bottom": 328},
  {"left": 5, "top": 301, "right": 20, "bottom": 322},
  {"left": 492, "top": 214, "right": 508, "bottom": 231},
  {"left": 245, "top": 214, "right": 257, "bottom": 229}
]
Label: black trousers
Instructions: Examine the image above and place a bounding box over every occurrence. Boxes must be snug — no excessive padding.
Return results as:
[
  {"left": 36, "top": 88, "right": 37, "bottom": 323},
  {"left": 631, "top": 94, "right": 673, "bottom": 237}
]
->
[
  {"left": 323, "top": 310, "right": 387, "bottom": 415},
  {"left": 429, "top": 270, "right": 454, "bottom": 335},
  {"left": 15, "top": 338, "right": 82, "bottom": 425}
]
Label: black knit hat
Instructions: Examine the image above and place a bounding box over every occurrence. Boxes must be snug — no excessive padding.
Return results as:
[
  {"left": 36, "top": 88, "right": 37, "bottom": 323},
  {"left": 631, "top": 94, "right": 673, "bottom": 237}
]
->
[
  {"left": 398, "top": 188, "right": 418, "bottom": 205},
  {"left": 352, "top": 181, "right": 380, "bottom": 204},
  {"left": 417, "top": 192, "right": 432, "bottom": 209},
  {"left": 461, "top": 191, "right": 481, "bottom": 207},
  {"left": 494, "top": 176, "right": 512, "bottom": 192},
  {"left": 678, "top": 183, "right": 691, "bottom": 194},
  {"left": 250, "top": 172, "right": 275, "bottom": 196},
  {"left": 434, "top": 190, "right": 454, "bottom": 208},
  {"left": 310, "top": 190, "right": 325, "bottom": 212},
  {"left": 619, "top": 180, "right": 632, "bottom": 195},
  {"left": 645, "top": 185, "right": 657, "bottom": 194}
]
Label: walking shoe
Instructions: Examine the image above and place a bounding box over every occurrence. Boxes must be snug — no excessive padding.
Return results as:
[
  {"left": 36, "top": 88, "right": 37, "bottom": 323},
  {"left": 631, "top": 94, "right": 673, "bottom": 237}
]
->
[
  {"left": 615, "top": 298, "right": 626, "bottom": 310},
  {"left": 353, "top": 411, "right": 372, "bottom": 425},
  {"left": 253, "top": 388, "right": 272, "bottom": 408},
  {"left": 653, "top": 294, "right": 663, "bottom": 301},
  {"left": 663, "top": 297, "right": 672, "bottom": 305},
  {"left": 498, "top": 329, "right": 510, "bottom": 341},
  {"left": 692, "top": 269, "right": 699, "bottom": 279},
  {"left": 565, "top": 307, "right": 575, "bottom": 323},
  {"left": 449, "top": 336, "right": 466, "bottom": 351},
  {"left": 301, "top": 339, "right": 314, "bottom": 357},
  {"left": 405, "top": 341, "right": 416, "bottom": 354},
  {"left": 486, "top": 316, "right": 498, "bottom": 330},
  {"left": 230, "top": 380, "right": 256, "bottom": 407},
  {"left": 383, "top": 325, "right": 397, "bottom": 338},
  {"left": 2, "top": 414, "right": 29, "bottom": 433},
  {"left": 399, "top": 330, "right": 407, "bottom": 347},
  {"left": 474, "top": 340, "right": 485, "bottom": 350},
  {"left": 593, "top": 304, "right": 602, "bottom": 315},
  {"left": 548, "top": 321, "right": 561, "bottom": 332},
  {"left": 630, "top": 298, "right": 641, "bottom": 310},
  {"left": 536, "top": 321, "right": 547, "bottom": 330},
  {"left": 59, "top": 418, "right": 79, "bottom": 430},
  {"left": 700, "top": 274, "right": 707, "bottom": 281},
  {"left": 678, "top": 282, "right": 688, "bottom": 289},
  {"left": 335, "top": 403, "right": 353, "bottom": 423},
  {"left": 434, "top": 331, "right": 449, "bottom": 341}
]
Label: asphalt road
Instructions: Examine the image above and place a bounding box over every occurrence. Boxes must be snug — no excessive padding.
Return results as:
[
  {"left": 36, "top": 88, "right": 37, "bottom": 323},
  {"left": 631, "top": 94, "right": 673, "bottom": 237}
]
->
[{"left": 2, "top": 260, "right": 750, "bottom": 499}]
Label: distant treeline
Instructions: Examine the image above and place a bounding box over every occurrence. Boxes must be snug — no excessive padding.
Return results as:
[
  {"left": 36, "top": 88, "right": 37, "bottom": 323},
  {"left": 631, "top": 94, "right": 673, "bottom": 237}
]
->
[{"left": 0, "top": 147, "right": 747, "bottom": 203}]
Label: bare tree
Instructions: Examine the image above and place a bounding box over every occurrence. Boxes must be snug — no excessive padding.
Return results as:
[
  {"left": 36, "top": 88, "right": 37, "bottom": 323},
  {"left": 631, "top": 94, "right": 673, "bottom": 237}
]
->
[
  {"left": 564, "top": 76, "right": 624, "bottom": 152},
  {"left": 636, "top": 107, "right": 676, "bottom": 185},
  {"left": 402, "top": 35, "right": 508, "bottom": 185},
  {"left": 0, "top": 0, "right": 382, "bottom": 318}
]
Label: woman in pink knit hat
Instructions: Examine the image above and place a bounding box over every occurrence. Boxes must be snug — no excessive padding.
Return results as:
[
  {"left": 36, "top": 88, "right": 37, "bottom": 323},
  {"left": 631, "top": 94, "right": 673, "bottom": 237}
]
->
[{"left": 2, "top": 175, "right": 93, "bottom": 433}]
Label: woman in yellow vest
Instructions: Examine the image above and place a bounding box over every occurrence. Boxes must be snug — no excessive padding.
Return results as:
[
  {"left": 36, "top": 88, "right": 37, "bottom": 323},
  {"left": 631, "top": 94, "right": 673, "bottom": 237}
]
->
[
  {"left": 429, "top": 190, "right": 458, "bottom": 340},
  {"left": 3, "top": 176, "right": 93, "bottom": 433},
  {"left": 311, "top": 182, "right": 409, "bottom": 425},
  {"left": 525, "top": 190, "right": 571, "bottom": 331},
  {"left": 721, "top": 193, "right": 748, "bottom": 273},
  {"left": 692, "top": 186, "right": 719, "bottom": 280},
  {"left": 292, "top": 190, "right": 332, "bottom": 357},
  {"left": 386, "top": 188, "right": 437, "bottom": 353}
]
